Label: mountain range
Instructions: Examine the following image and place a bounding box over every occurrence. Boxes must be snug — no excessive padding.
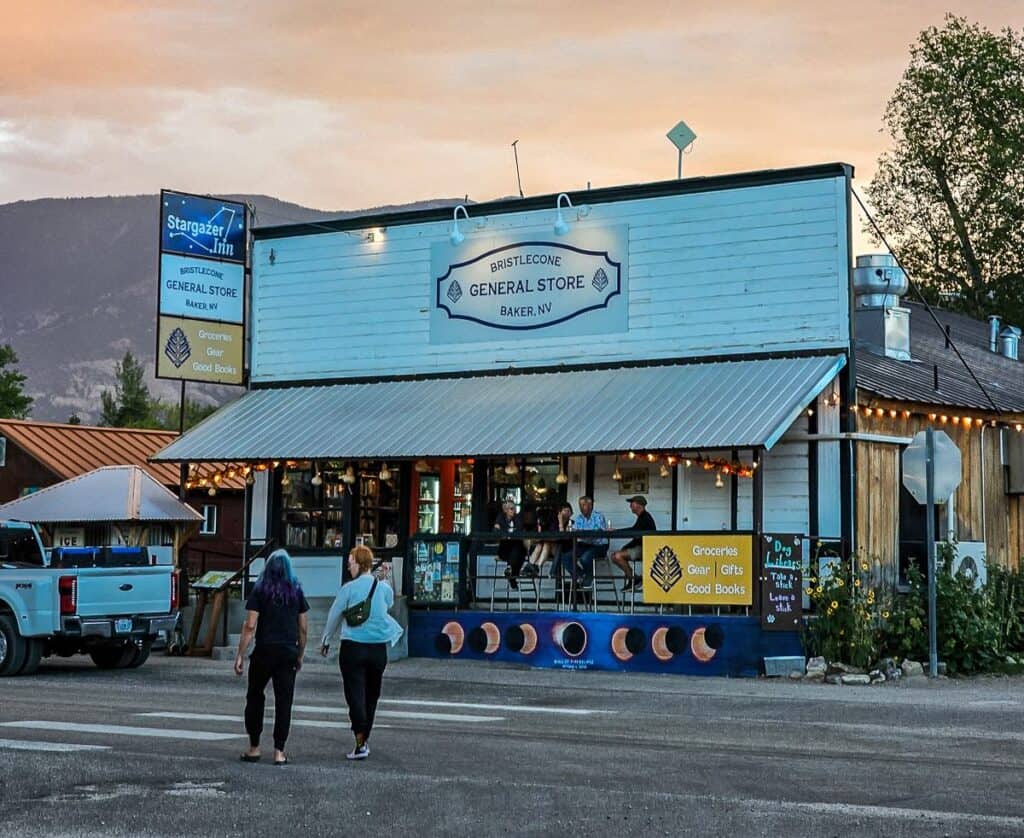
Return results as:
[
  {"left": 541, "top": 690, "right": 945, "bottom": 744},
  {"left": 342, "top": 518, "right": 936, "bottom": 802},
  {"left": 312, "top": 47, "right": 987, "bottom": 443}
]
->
[{"left": 0, "top": 193, "right": 460, "bottom": 423}]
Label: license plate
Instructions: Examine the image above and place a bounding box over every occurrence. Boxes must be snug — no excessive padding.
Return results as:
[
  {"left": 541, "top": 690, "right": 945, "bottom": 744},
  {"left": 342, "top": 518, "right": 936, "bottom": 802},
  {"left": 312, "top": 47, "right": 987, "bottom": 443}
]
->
[{"left": 115, "top": 618, "right": 133, "bottom": 634}]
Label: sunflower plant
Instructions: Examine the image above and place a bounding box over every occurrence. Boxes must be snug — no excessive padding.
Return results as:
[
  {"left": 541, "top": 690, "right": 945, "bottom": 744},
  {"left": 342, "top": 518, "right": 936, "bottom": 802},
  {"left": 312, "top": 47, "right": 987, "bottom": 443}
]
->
[{"left": 804, "top": 552, "right": 888, "bottom": 669}]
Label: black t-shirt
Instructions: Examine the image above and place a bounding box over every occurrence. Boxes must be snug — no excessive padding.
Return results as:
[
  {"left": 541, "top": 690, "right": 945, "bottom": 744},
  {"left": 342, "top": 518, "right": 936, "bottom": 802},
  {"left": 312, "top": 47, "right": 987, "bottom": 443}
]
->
[
  {"left": 245, "top": 587, "right": 310, "bottom": 649},
  {"left": 623, "top": 509, "right": 657, "bottom": 549}
]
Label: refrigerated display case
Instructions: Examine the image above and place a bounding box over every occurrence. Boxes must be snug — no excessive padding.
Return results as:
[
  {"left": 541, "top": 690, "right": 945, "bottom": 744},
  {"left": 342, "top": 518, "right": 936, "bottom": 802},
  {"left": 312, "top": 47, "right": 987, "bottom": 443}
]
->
[
  {"left": 417, "top": 474, "right": 440, "bottom": 534},
  {"left": 452, "top": 462, "right": 473, "bottom": 535}
]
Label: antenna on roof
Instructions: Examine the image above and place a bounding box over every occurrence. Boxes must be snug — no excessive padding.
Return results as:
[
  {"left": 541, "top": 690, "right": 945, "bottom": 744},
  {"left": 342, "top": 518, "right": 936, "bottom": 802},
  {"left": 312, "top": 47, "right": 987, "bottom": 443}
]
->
[
  {"left": 511, "top": 140, "right": 525, "bottom": 198},
  {"left": 666, "top": 120, "right": 697, "bottom": 179}
]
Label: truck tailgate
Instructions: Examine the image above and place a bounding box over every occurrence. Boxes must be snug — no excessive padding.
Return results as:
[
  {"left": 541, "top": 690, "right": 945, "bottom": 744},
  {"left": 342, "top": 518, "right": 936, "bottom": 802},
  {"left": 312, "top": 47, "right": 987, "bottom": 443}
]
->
[{"left": 74, "top": 566, "right": 172, "bottom": 617}]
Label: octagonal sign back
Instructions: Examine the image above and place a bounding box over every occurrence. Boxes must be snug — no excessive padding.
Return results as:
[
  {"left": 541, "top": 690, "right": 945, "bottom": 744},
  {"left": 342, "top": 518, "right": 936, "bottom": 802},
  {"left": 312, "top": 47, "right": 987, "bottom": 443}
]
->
[{"left": 902, "top": 429, "right": 962, "bottom": 505}]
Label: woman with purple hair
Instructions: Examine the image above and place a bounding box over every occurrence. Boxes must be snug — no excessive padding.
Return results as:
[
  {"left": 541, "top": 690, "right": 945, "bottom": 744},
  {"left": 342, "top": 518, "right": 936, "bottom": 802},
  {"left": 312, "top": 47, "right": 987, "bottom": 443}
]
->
[{"left": 234, "top": 549, "right": 309, "bottom": 766}]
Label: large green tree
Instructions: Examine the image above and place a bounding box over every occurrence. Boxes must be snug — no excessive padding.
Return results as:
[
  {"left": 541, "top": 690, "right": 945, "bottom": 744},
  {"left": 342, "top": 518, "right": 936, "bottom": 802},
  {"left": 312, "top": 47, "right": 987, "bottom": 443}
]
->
[
  {"left": 0, "top": 344, "right": 33, "bottom": 419},
  {"left": 866, "top": 15, "right": 1024, "bottom": 325},
  {"left": 100, "top": 351, "right": 153, "bottom": 427}
]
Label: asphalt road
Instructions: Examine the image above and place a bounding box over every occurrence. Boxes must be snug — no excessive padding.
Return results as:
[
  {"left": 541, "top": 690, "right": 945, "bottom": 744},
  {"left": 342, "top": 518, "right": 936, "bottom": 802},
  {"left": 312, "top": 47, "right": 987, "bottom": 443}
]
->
[{"left": 1, "top": 655, "right": 1022, "bottom": 837}]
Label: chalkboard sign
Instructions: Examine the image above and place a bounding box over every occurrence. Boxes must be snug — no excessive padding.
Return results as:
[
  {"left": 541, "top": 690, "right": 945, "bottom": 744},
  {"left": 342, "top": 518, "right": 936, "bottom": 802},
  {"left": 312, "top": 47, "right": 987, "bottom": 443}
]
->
[{"left": 760, "top": 534, "right": 803, "bottom": 631}]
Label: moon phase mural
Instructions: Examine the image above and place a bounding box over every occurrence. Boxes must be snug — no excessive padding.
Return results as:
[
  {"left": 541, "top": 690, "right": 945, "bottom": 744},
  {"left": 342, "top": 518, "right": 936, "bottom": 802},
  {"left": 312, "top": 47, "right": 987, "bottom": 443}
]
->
[
  {"left": 651, "top": 626, "right": 688, "bottom": 661},
  {"left": 552, "top": 621, "right": 588, "bottom": 657},
  {"left": 435, "top": 621, "right": 465, "bottom": 655},
  {"left": 690, "top": 627, "right": 717, "bottom": 662},
  {"left": 611, "top": 627, "right": 646, "bottom": 662},
  {"left": 504, "top": 623, "right": 539, "bottom": 655},
  {"left": 412, "top": 613, "right": 785, "bottom": 675}
]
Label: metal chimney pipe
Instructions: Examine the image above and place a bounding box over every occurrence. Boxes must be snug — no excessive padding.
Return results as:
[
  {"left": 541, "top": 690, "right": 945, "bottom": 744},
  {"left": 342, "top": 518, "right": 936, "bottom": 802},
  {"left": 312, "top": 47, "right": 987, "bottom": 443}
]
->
[
  {"left": 999, "top": 326, "right": 1021, "bottom": 361},
  {"left": 988, "top": 315, "right": 1001, "bottom": 352}
]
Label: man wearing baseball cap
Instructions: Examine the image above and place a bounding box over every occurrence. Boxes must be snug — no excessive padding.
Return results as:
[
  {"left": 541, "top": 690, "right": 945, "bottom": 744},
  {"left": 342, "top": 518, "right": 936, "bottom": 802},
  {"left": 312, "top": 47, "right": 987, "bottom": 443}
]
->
[{"left": 610, "top": 495, "right": 657, "bottom": 591}]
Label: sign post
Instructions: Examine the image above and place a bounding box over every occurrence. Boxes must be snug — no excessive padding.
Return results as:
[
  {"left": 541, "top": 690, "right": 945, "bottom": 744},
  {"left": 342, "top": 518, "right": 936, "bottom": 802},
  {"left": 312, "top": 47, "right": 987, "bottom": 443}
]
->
[{"left": 902, "top": 428, "right": 962, "bottom": 678}]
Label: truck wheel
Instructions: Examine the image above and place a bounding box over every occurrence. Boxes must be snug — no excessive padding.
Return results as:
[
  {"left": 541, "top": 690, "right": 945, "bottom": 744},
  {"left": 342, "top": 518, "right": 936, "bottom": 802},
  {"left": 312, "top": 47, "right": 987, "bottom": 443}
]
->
[
  {"left": 17, "top": 638, "right": 44, "bottom": 676},
  {"left": 126, "top": 640, "right": 153, "bottom": 669},
  {"left": 0, "top": 615, "right": 27, "bottom": 677},
  {"left": 89, "top": 644, "right": 135, "bottom": 670}
]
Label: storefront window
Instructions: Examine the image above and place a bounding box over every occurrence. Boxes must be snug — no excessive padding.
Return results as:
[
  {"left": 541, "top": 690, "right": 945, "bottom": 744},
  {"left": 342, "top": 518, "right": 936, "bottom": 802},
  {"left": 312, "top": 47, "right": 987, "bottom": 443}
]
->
[
  {"left": 281, "top": 462, "right": 347, "bottom": 549},
  {"left": 487, "top": 456, "right": 564, "bottom": 527},
  {"left": 357, "top": 464, "right": 402, "bottom": 549}
]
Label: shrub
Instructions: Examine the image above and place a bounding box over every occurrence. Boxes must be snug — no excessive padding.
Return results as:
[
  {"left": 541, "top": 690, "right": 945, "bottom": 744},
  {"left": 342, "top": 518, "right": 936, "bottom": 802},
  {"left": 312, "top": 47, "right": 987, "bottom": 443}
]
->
[
  {"left": 804, "top": 554, "right": 887, "bottom": 669},
  {"left": 882, "top": 543, "right": 1002, "bottom": 675}
]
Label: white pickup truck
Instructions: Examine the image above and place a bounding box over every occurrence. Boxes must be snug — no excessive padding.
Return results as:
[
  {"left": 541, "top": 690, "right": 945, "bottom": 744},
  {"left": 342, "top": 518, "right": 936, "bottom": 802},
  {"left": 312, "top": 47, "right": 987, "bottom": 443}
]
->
[{"left": 0, "top": 520, "right": 179, "bottom": 676}]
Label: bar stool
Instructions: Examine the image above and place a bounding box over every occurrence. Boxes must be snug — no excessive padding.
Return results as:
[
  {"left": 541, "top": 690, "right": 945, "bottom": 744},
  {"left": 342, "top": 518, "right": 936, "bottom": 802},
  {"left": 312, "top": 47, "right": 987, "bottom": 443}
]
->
[
  {"left": 590, "top": 557, "right": 623, "bottom": 613},
  {"left": 490, "top": 561, "right": 540, "bottom": 611}
]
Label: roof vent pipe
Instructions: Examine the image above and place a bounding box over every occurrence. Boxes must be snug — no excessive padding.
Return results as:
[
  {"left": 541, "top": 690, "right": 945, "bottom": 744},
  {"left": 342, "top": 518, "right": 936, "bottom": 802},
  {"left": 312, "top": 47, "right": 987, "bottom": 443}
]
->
[
  {"left": 988, "top": 315, "right": 1001, "bottom": 352},
  {"left": 999, "top": 326, "right": 1021, "bottom": 361}
]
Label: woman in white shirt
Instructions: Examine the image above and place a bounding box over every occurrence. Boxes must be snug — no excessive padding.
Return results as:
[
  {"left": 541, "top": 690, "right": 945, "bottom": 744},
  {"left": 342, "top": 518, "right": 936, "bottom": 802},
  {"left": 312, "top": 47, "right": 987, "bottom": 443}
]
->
[{"left": 320, "top": 545, "right": 403, "bottom": 760}]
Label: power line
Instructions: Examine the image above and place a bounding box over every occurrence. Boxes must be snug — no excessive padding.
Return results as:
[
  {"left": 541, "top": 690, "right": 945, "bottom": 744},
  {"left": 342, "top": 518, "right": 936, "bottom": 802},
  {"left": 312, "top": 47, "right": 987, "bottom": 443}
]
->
[{"left": 852, "top": 187, "right": 1001, "bottom": 415}]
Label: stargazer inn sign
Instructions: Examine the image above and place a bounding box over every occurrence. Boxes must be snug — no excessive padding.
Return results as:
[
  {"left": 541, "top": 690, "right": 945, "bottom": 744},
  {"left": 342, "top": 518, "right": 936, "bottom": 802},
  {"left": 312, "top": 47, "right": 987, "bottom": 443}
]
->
[{"left": 430, "top": 226, "right": 628, "bottom": 344}]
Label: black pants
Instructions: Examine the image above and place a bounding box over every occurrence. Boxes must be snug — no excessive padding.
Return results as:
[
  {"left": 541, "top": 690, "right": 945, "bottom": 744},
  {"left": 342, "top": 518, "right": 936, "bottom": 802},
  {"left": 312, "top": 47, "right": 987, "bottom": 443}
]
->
[
  {"left": 498, "top": 539, "right": 526, "bottom": 576},
  {"left": 245, "top": 644, "right": 299, "bottom": 751},
  {"left": 339, "top": 640, "right": 388, "bottom": 739}
]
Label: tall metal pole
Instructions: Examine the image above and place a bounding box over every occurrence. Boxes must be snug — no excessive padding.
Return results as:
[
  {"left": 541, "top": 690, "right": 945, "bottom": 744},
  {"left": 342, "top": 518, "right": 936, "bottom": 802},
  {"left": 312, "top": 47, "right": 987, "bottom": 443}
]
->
[
  {"left": 925, "top": 427, "right": 938, "bottom": 677},
  {"left": 677, "top": 148, "right": 683, "bottom": 179},
  {"left": 178, "top": 380, "right": 187, "bottom": 502}
]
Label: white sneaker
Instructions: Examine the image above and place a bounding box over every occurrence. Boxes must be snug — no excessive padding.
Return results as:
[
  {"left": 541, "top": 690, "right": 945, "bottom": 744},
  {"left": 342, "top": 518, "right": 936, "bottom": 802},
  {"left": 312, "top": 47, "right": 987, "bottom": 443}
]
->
[{"left": 346, "top": 744, "right": 369, "bottom": 760}]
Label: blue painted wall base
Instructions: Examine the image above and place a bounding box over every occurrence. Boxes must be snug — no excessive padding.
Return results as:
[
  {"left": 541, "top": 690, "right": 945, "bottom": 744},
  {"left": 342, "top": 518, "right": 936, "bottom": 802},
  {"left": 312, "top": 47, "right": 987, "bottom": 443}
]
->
[{"left": 408, "top": 611, "right": 803, "bottom": 677}]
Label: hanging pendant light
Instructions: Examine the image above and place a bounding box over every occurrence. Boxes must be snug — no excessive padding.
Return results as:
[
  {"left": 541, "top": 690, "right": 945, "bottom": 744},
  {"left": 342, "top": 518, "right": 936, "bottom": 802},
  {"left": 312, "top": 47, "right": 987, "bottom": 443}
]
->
[
  {"left": 414, "top": 459, "right": 430, "bottom": 473},
  {"left": 208, "top": 486, "right": 217, "bottom": 496},
  {"left": 341, "top": 465, "right": 356, "bottom": 484},
  {"left": 714, "top": 472, "right": 724, "bottom": 489},
  {"left": 555, "top": 465, "right": 568, "bottom": 485},
  {"left": 245, "top": 472, "right": 255, "bottom": 486},
  {"left": 311, "top": 465, "right": 322, "bottom": 487},
  {"left": 504, "top": 457, "right": 519, "bottom": 476},
  {"left": 379, "top": 463, "right": 392, "bottom": 481},
  {"left": 659, "top": 463, "right": 670, "bottom": 479},
  {"left": 280, "top": 471, "right": 291, "bottom": 488},
  {"left": 612, "top": 456, "right": 623, "bottom": 482}
]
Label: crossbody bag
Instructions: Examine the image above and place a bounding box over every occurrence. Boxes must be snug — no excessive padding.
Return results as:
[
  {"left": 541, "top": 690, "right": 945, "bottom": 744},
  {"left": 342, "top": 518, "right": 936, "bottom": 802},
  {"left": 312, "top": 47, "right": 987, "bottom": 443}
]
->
[{"left": 342, "top": 578, "right": 379, "bottom": 627}]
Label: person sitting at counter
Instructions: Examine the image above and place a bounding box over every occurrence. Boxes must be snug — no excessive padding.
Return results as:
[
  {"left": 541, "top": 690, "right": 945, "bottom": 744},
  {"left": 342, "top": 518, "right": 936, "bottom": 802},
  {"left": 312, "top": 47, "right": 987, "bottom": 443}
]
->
[
  {"left": 610, "top": 495, "right": 657, "bottom": 591},
  {"left": 494, "top": 499, "right": 526, "bottom": 590},
  {"left": 522, "top": 503, "right": 571, "bottom": 578},
  {"left": 557, "top": 495, "right": 609, "bottom": 587}
]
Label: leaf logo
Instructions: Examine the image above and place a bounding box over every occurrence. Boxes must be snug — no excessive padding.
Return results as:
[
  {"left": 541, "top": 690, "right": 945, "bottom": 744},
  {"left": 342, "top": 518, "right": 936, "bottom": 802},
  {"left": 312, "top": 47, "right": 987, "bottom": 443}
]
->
[
  {"left": 650, "top": 545, "right": 683, "bottom": 593},
  {"left": 447, "top": 280, "right": 463, "bottom": 304},
  {"left": 164, "top": 327, "right": 191, "bottom": 369},
  {"left": 592, "top": 268, "right": 609, "bottom": 292}
]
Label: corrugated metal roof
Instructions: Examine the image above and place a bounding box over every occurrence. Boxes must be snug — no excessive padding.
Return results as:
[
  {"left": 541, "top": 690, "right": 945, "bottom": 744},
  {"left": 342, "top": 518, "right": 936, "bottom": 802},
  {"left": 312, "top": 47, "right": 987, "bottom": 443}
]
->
[
  {"left": 0, "top": 419, "right": 245, "bottom": 489},
  {"left": 0, "top": 466, "right": 203, "bottom": 523},
  {"left": 153, "top": 355, "right": 845, "bottom": 462},
  {"left": 855, "top": 302, "right": 1024, "bottom": 414}
]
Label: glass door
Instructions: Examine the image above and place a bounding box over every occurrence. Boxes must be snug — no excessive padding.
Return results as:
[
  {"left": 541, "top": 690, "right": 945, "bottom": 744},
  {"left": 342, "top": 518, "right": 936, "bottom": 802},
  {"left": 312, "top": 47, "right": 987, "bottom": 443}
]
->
[{"left": 418, "top": 474, "right": 440, "bottom": 534}]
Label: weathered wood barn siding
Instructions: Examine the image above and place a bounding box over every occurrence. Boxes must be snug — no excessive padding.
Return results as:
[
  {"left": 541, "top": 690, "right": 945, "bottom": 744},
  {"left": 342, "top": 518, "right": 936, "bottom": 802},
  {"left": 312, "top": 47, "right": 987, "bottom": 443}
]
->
[{"left": 855, "top": 394, "right": 1024, "bottom": 573}]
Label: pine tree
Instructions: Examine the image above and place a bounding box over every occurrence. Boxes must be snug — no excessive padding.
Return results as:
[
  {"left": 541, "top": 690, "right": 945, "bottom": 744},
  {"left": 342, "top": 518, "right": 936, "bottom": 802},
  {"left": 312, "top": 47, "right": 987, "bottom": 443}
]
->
[
  {"left": 0, "top": 344, "right": 33, "bottom": 420},
  {"left": 99, "top": 352, "right": 152, "bottom": 427}
]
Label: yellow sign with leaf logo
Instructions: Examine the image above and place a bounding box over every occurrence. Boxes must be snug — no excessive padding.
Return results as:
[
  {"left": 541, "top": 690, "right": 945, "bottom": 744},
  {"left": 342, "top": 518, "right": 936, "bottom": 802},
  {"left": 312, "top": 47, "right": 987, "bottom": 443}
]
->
[{"left": 642, "top": 535, "right": 753, "bottom": 605}]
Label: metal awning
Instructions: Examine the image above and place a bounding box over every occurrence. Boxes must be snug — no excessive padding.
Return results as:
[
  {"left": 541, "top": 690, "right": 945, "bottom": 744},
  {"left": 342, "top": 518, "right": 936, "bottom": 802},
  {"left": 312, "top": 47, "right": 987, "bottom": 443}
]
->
[
  {"left": 0, "top": 466, "right": 203, "bottom": 523},
  {"left": 152, "top": 355, "right": 845, "bottom": 463}
]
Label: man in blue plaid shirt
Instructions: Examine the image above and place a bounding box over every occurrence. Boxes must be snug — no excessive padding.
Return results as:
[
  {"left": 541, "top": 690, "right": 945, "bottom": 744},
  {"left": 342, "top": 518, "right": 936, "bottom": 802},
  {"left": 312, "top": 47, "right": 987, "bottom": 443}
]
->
[{"left": 557, "top": 495, "right": 609, "bottom": 587}]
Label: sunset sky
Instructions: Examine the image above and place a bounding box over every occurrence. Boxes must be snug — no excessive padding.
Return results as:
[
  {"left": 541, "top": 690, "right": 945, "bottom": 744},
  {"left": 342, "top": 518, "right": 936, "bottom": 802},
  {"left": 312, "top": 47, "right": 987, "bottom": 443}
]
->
[{"left": 1, "top": 1, "right": 1021, "bottom": 235}]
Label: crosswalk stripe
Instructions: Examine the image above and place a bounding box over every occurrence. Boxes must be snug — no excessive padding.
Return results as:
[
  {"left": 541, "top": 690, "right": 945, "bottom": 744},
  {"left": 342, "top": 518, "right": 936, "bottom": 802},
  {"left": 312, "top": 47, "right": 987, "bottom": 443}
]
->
[
  {"left": 292, "top": 700, "right": 599, "bottom": 716},
  {"left": 290, "top": 706, "right": 502, "bottom": 723},
  {"left": 380, "top": 699, "right": 605, "bottom": 716},
  {"left": 137, "top": 712, "right": 396, "bottom": 731},
  {"left": 144, "top": 708, "right": 501, "bottom": 725},
  {"left": 0, "top": 738, "right": 110, "bottom": 753},
  {"left": 0, "top": 721, "right": 242, "bottom": 741}
]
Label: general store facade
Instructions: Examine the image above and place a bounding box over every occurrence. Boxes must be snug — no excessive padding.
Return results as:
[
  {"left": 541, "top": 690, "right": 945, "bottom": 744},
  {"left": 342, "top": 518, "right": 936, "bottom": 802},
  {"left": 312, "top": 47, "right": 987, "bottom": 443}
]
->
[{"left": 157, "top": 163, "right": 865, "bottom": 674}]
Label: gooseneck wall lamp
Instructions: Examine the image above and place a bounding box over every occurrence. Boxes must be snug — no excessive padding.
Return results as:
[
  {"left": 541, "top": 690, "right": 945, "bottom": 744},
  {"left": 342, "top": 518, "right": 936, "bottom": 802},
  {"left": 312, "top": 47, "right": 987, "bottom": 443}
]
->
[
  {"left": 450, "top": 204, "right": 470, "bottom": 246},
  {"left": 553, "top": 193, "right": 572, "bottom": 236}
]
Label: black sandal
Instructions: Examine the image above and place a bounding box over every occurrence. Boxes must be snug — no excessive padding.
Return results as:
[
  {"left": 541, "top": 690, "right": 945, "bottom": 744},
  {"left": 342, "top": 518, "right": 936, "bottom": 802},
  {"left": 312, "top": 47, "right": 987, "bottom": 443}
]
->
[
  {"left": 239, "top": 753, "right": 261, "bottom": 763},
  {"left": 273, "top": 758, "right": 289, "bottom": 766}
]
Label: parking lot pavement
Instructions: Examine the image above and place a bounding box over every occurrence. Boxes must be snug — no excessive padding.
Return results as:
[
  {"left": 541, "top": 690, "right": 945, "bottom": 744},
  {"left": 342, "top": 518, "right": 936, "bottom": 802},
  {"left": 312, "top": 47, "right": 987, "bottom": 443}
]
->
[{"left": 1, "top": 655, "right": 1023, "bottom": 837}]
